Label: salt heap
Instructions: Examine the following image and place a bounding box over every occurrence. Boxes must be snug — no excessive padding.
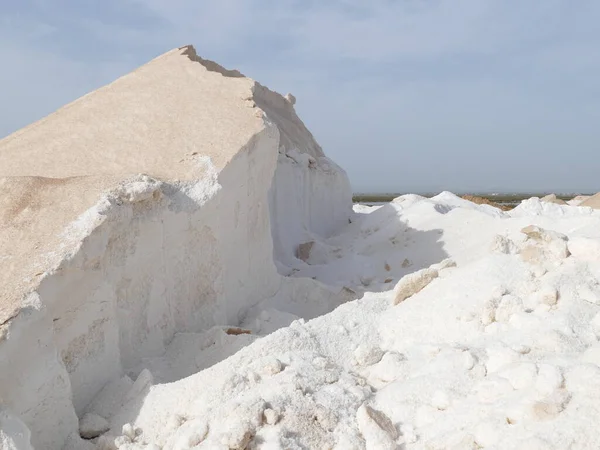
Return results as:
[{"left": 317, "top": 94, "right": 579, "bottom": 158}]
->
[
  {"left": 0, "top": 46, "right": 353, "bottom": 449},
  {"left": 3, "top": 46, "right": 600, "bottom": 450},
  {"left": 83, "top": 193, "right": 600, "bottom": 450}
]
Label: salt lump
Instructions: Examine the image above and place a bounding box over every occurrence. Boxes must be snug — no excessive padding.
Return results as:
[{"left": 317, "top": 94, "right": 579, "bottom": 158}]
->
[
  {"left": 78, "top": 414, "right": 110, "bottom": 440},
  {"left": 392, "top": 266, "right": 438, "bottom": 305},
  {"left": 3, "top": 49, "right": 600, "bottom": 450}
]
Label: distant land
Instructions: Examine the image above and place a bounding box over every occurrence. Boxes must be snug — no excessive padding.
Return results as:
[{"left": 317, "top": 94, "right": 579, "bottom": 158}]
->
[{"left": 352, "top": 192, "right": 594, "bottom": 207}]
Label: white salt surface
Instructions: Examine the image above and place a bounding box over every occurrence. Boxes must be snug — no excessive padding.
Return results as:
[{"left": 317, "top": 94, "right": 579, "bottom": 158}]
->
[{"left": 70, "top": 193, "right": 600, "bottom": 449}]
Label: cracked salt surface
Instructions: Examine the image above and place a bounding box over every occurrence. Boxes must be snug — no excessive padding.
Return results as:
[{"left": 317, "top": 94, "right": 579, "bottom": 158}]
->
[{"left": 72, "top": 194, "right": 600, "bottom": 449}]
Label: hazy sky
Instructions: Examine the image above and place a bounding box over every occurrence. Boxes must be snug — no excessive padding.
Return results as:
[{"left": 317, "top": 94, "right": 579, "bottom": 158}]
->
[{"left": 1, "top": 1, "right": 599, "bottom": 193}]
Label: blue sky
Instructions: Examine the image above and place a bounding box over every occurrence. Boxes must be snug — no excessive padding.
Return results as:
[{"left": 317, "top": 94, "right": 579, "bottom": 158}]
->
[{"left": 1, "top": 0, "right": 599, "bottom": 193}]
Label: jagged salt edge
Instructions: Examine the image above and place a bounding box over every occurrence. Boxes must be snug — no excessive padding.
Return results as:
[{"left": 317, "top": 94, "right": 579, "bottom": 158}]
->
[{"left": 23, "top": 156, "right": 222, "bottom": 287}]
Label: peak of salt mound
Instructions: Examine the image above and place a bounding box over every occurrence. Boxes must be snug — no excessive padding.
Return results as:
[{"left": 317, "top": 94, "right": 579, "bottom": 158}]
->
[
  {"left": 540, "top": 194, "right": 567, "bottom": 205},
  {"left": 580, "top": 192, "right": 600, "bottom": 209},
  {"left": 179, "top": 44, "right": 246, "bottom": 78},
  {"left": 1, "top": 45, "right": 259, "bottom": 180},
  {"left": 569, "top": 194, "right": 590, "bottom": 206}
]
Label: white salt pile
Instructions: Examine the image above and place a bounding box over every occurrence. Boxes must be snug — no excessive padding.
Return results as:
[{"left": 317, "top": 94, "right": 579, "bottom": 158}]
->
[
  {"left": 0, "top": 45, "right": 351, "bottom": 449},
  {"left": 87, "top": 194, "right": 600, "bottom": 450},
  {"left": 2, "top": 46, "right": 600, "bottom": 449}
]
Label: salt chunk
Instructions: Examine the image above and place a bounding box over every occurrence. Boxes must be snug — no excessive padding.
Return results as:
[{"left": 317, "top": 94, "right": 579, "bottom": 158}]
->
[
  {"left": 324, "top": 370, "right": 339, "bottom": 384},
  {"left": 431, "top": 258, "right": 457, "bottom": 271},
  {"left": 125, "top": 369, "right": 153, "bottom": 403},
  {"left": 121, "top": 423, "right": 136, "bottom": 441},
  {"left": 568, "top": 237, "right": 600, "bottom": 261},
  {"left": 260, "top": 356, "right": 283, "bottom": 375},
  {"left": 481, "top": 298, "right": 499, "bottom": 325},
  {"left": 368, "top": 352, "right": 406, "bottom": 383},
  {"left": 263, "top": 408, "right": 280, "bottom": 425},
  {"left": 356, "top": 404, "right": 397, "bottom": 450},
  {"left": 539, "top": 287, "right": 559, "bottom": 306},
  {"left": 285, "top": 93, "right": 296, "bottom": 105},
  {"left": 519, "top": 226, "right": 570, "bottom": 263},
  {"left": 290, "top": 318, "right": 305, "bottom": 328},
  {"left": 78, "top": 413, "right": 109, "bottom": 439},
  {"left": 219, "top": 421, "right": 254, "bottom": 449},
  {"left": 495, "top": 295, "right": 523, "bottom": 322},
  {"left": 117, "top": 178, "right": 162, "bottom": 203},
  {"left": 490, "top": 235, "right": 517, "bottom": 254},
  {"left": 521, "top": 225, "right": 567, "bottom": 243},
  {"left": 392, "top": 268, "right": 439, "bottom": 305},
  {"left": 354, "top": 344, "right": 384, "bottom": 366}
]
